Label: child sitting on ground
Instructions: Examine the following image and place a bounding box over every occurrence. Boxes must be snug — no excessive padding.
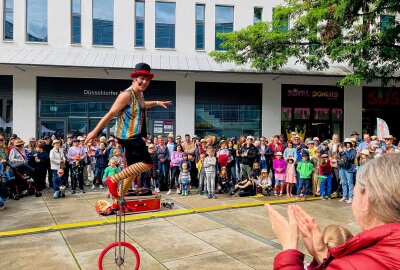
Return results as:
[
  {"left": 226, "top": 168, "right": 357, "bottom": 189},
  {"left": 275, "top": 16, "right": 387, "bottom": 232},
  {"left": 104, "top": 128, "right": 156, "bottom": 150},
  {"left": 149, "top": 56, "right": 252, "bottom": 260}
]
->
[
  {"left": 178, "top": 163, "right": 191, "bottom": 196},
  {"left": 257, "top": 169, "right": 272, "bottom": 196},
  {"left": 230, "top": 171, "right": 257, "bottom": 197},
  {"left": 217, "top": 166, "right": 231, "bottom": 194},
  {"left": 251, "top": 161, "right": 261, "bottom": 178},
  {"left": 53, "top": 169, "right": 67, "bottom": 199}
]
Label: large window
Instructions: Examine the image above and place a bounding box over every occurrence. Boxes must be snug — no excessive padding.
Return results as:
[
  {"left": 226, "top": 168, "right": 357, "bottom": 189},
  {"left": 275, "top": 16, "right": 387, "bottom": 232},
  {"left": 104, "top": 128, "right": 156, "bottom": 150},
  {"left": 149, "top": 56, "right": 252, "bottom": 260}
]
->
[
  {"left": 254, "top": 7, "right": 262, "bottom": 24},
  {"left": 93, "top": 0, "right": 114, "bottom": 46},
  {"left": 26, "top": 0, "right": 48, "bottom": 42},
  {"left": 3, "top": 0, "right": 13, "bottom": 40},
  {"left": 272, "top": 8, "right": 289, "bottom": 32},
  {"left": 155, "top": 2, "right": 175, "bottom": 48},
  {"left": 380, "top": 15, "right": 394, "bottom": 32},
  {"left": 195, "top": 4, "right": 205, "bottom": 50},
  {"left": 0, "top": 76, "right": 13, "bottom": 136},
  {"left": 195, "top": 82, "right": 262, "bottom": 138},
  {"left": 71, "top": 0, "right": 81, "bottom": 44},
  {"left": 135, "top": 0, "right": 145, "bottom": 47},
  {"left": 215, "top": 5, "right": 233, "bottom": 51}
]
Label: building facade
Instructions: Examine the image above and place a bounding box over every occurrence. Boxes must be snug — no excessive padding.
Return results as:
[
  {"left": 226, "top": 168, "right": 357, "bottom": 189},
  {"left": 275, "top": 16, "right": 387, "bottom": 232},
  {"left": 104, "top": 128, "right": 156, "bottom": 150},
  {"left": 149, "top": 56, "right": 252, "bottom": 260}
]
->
[{"left": 0, "top": 0, "right": 397, "bottom": 142}]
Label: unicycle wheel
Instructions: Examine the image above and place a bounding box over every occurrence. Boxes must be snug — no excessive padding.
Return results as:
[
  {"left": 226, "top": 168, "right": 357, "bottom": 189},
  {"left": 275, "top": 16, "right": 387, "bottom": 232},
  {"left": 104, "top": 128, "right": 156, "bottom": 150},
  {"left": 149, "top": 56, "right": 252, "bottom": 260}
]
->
[{"left": 98, "top": 241, "right": 140, "bottom": 270}]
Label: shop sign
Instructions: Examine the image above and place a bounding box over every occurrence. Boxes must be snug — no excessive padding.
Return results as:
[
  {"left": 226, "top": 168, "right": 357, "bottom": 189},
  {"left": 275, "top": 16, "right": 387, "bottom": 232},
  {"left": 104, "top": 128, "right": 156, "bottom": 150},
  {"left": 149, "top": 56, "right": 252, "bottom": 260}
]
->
[
  {"left": 287, "top": 88, "right": 339, "bottom": 100},
  {"left": 153, "top": 120, "right": 174, "bottom": 135},
  {"left": 83, "top": 90, "right": 120, "bottom": 96},
  {"left": 365, "top": 89, "right": 400, "bottom": 107},
  {"left": 153, "top": 120, "right": 163, "bottom": 134}
]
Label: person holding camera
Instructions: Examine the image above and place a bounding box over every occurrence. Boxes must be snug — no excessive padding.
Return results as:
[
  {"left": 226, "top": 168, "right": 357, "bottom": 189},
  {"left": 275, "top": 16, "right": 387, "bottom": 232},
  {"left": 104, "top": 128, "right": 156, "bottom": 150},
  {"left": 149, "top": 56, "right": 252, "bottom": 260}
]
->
[{"left": 93, "top": 141, "right": 109, "bottom": 189}]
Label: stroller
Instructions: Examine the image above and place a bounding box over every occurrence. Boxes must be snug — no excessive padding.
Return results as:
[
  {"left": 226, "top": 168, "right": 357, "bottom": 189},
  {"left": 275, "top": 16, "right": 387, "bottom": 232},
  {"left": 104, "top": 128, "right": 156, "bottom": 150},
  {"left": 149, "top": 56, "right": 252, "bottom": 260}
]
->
[{"left": 4, "top": 161, "right": 41, "bottom": 200}]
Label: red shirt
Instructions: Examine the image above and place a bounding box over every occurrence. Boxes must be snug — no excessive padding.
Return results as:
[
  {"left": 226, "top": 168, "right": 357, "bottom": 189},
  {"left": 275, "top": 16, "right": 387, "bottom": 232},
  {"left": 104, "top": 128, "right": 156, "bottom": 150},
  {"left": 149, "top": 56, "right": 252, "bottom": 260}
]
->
[{"left": 273, "top": 223, "right": 400, "bottom": 270}]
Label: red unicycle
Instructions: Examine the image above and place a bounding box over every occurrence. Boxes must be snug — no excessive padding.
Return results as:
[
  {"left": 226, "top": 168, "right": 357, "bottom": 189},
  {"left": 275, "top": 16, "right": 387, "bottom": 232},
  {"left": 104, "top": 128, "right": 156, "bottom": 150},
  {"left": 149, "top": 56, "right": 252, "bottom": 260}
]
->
[{"left": 98, "top": 180, "right": 140, "bottom": 270}]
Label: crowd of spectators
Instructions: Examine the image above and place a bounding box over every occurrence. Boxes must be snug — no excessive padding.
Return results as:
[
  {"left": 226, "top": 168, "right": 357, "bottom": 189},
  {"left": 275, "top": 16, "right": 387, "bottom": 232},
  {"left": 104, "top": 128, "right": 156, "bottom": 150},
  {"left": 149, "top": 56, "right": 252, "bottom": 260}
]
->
[{"left": 0, "top": 129, "right": 399, "bottom": 210}]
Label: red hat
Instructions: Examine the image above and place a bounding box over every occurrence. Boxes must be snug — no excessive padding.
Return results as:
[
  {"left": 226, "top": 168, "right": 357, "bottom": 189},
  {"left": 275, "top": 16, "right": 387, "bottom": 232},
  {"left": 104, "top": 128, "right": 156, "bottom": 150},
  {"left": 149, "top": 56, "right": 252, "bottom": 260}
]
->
[{"left": 130, "top": 62, "right": 154, "bottom": 80}]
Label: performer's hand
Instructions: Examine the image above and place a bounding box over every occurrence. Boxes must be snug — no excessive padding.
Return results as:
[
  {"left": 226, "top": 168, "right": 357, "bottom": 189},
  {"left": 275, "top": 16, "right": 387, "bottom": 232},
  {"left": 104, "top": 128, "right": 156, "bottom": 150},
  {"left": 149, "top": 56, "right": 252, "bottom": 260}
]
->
[
  {"left": 159, "top": 101, "right": 172, "bottom": 108},
  {"left": 85, "top": 130, "right": 97, "bottom": 144}
]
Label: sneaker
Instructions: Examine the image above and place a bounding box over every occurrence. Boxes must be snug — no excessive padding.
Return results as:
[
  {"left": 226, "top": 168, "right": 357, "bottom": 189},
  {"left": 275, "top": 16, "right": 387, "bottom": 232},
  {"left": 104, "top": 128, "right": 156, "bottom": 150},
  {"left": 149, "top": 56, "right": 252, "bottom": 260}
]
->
[
  {"left": 327, "top": 197, "right": 332, "bottom": 200},
  {"left": 176, "top": 188, "right": 180, "bottom": 194},
  {"left": 279, "top": 193, "right": 283, "bottom": 197},
  {"left": 346, "top": 198, "right": 353, "bottom": 204},
  {"left": 99, "top": 185, "right": 104, "bottom": 189},
  {"left": 92, "top": 185, "right": 96, "bottom": 190},
  {"left": 339, "top": 197, "right": 347, "bottom": 202},
  {"left": 300, "top": 193, "right": 304, "bottom": 197},
  {"left": 105, "top": 177, "right": 119, "bottom": 198},
  {"left": 166, "top": 189, "right": 172, "bottom": 195},
  {"left": 53, "top": 191, "right": 60, "bottom": 199},
  {"left": 274, "top": 192, "right": 278, "bottom": 196},
  {"left": 80, "top": 189, "right": 86, "bottom": 194},
  {"left": 155, "top": 188, "right": 160, "bottom": 193},
  {"left": 321, "top": 197, "right": 326, "bottom": 200},
  {"left": 71, "top": 190, "right": 76, "bottom": 194}
]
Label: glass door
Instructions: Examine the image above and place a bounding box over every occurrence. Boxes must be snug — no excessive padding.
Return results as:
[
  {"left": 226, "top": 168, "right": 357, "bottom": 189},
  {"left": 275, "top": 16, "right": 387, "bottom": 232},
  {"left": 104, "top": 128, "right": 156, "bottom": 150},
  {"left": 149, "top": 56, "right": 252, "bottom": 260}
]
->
[{"left": 39, "top": 118, "right": 67, "bottom": 140}]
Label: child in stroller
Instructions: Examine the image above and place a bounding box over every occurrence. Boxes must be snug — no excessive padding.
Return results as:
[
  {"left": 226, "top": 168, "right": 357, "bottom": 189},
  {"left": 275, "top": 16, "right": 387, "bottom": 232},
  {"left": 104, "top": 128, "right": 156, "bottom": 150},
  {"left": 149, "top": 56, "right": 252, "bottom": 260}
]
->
[
  {"left": 5, "top": 161, "right": 41, "bottom": 200},
  {"left": 7, "top": 139, "right": 41, "bottom": 200}
]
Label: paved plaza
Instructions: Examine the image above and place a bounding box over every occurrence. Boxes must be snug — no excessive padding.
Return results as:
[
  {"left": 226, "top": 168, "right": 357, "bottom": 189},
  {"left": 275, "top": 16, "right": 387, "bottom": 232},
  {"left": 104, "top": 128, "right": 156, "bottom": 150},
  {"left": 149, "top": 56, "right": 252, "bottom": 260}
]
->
[{"left": 0, "top": 190, "right": 360, "bottom": 270}]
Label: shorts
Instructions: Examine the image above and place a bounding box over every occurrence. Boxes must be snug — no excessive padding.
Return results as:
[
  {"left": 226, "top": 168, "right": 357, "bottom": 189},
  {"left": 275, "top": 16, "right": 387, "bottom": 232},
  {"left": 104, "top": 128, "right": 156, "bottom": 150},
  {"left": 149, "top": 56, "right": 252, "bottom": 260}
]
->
[{"left": 118, "top": 137, "right": 152, "bottom": 166}]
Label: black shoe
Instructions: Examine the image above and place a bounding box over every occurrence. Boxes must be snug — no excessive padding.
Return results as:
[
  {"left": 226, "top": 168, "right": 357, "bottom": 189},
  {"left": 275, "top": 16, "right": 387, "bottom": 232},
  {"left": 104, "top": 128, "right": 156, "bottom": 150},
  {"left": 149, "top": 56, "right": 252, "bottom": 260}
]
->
[
  {"left": 71, "top": 190, "right": 76, "bottom": 194},
  {"left": 80, "top": 189, "right": 85, "bottom": 193}
]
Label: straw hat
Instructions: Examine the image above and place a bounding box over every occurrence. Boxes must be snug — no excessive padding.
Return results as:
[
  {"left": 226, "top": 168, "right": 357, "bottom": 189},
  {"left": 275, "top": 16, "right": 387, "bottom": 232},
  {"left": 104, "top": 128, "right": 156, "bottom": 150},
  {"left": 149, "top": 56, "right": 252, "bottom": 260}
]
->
[
  {"left": 14, "top": 139, "right": 25, "bottom": 146},
  {"left": 219, "top": 140, "right": 228, "bottom": 147},
  {"left": 360, "top": 149, "right": 370, "bottom": 156}
]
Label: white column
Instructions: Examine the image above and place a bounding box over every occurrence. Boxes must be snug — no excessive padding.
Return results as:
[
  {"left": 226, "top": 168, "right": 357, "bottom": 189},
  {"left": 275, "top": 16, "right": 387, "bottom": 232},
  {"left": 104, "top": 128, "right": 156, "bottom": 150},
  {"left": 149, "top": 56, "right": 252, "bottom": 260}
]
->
[
  {"left": 344, "top": 85, "right": 362, "bottom": 138},
  {"left": 175, "top": 77, "right": 195, "bottom": 137},
  {"left": 13, "top": 72, "right": 37, "bottom": 142},
  {"left": 262, "top": 80, "right": 281, "bottom": 139}
]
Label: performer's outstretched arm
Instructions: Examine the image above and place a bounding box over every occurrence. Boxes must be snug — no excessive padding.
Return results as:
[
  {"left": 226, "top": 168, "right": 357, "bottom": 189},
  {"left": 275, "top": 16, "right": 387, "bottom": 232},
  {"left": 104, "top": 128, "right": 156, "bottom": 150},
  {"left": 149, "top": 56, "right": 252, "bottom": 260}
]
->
[{"left": 145, "top": 100, "right": 172, "bottom": 109}]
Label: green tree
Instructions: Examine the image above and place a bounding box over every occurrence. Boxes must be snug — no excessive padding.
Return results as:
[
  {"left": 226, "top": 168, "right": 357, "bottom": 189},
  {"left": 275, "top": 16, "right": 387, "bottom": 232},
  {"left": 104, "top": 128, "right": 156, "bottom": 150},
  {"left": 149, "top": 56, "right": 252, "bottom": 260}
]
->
[{"left": 210, "top": 0, "right": 400, "bottom": 87}]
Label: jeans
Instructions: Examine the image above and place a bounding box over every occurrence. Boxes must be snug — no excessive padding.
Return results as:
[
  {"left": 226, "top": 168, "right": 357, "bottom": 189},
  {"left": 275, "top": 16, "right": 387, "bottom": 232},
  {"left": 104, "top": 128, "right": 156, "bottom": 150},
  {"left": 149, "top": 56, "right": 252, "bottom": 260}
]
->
[
  {"left": 319, "top": 173, "right": 332, "bottom": 198},
  {"left": 93, "top": 167, "right": 105, "bottom": 185},
  {"left": 170, "top": 166, "right": 180, "bottom": 189},
  {"left": 158, "top": 161, "right": 169, "bottom": 185},
  {"left": 229, "top": 165, "right": 236, "bottom": 186},
  {"left": 297, "top": 178, "right": 311, "bottom": 197},
  {"left": 339, "top": 169, "right": 354, "bottom": 199},
  {"left": 240, "top": 164, "right": 252, "bottom": 180}
]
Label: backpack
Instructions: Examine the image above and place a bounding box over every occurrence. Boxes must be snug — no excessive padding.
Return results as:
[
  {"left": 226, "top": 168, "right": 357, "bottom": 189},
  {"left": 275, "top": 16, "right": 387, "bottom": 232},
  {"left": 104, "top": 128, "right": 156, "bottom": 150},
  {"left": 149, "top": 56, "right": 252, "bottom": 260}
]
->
[{"left": 337, "top": 152, "right": 349, "bottom": 168}]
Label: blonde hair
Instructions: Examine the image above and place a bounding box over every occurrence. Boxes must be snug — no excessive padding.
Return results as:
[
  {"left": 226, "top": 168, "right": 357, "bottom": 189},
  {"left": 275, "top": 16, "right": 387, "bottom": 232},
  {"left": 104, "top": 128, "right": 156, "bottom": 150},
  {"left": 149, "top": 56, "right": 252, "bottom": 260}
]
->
[
  {"left": 357, "top": 153, "right": 400, "bottom": 223},
  {"left": 323, "top": 225, "right": 353, "bottom": 248}
]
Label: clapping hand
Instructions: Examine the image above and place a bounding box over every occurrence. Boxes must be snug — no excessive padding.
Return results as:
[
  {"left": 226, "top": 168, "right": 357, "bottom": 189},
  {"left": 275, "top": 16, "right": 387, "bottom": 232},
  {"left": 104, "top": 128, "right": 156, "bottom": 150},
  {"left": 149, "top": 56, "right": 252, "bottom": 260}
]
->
[
  {"left": 292, "top": 205, "right": 327, "bottom": 263},
  {"left": 265, "top": 204, "right": 298, "bottom": 251}
]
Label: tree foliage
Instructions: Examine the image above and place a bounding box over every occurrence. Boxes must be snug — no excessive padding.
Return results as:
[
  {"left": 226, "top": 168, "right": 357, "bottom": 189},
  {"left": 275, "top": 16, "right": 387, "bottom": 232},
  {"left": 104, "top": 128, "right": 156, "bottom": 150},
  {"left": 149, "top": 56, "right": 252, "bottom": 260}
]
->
[{"left": 210, "top": 0, "right": 400, "bottom": 86}]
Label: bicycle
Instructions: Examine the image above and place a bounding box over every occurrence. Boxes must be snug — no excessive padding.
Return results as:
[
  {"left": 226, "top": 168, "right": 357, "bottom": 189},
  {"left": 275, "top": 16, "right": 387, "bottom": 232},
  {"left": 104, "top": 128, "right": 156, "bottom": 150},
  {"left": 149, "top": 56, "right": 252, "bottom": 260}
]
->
[{"left": 98, "top": 179, "right": 140, "bottom": 270}]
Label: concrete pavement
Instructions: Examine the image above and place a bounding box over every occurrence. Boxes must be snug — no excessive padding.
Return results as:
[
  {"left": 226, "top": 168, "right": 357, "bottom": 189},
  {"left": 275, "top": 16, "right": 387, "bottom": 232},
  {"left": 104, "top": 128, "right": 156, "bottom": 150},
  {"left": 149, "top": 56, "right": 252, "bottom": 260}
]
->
[{"left": 0, "top": 189, "right": 360, "bottom": 269}]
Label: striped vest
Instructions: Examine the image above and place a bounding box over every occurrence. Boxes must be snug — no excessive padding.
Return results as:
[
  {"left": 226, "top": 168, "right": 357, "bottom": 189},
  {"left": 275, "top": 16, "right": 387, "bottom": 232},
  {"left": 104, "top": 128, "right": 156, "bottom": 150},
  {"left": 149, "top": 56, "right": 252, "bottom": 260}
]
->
[{"left": 115, "top": 87, "right": 147, "bottom": 140}]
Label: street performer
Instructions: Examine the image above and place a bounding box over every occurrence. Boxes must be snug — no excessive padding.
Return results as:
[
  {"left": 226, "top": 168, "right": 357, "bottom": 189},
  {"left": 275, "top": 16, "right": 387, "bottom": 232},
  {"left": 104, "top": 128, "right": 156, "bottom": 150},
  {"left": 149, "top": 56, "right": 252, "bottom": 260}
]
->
[{"left": 85, "top": 63, "right": 172, "bottom": 198}]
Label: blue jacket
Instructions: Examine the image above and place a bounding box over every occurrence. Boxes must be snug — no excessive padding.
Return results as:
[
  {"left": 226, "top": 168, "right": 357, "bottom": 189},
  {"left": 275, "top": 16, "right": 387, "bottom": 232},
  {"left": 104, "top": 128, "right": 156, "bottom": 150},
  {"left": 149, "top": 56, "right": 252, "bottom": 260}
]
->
[
  {"left": 339, "top": 148, "right": 357, "bottom": 173},
  {"left": 95, "top": 148, "right": 109, "bottom": 168}
]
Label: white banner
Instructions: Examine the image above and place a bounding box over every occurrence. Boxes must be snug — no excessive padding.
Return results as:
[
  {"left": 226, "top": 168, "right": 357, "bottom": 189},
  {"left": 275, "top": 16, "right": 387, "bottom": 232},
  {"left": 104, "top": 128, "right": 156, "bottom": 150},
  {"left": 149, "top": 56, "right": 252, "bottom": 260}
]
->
[{"left": 377, "top": 118, "right": 390, "bottom": 140}]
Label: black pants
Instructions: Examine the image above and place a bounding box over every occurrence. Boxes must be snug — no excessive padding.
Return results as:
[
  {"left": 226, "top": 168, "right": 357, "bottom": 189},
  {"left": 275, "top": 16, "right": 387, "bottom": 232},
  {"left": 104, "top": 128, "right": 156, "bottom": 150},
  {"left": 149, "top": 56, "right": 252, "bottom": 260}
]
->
[{"left": 170, "top": 166, "right": 180, "bottom": 189}]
